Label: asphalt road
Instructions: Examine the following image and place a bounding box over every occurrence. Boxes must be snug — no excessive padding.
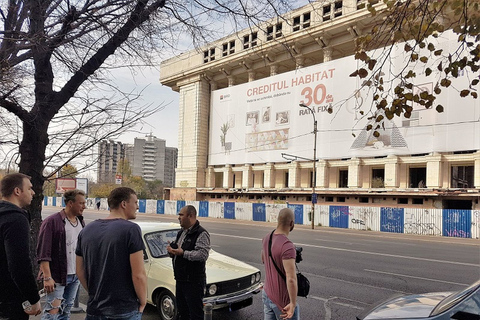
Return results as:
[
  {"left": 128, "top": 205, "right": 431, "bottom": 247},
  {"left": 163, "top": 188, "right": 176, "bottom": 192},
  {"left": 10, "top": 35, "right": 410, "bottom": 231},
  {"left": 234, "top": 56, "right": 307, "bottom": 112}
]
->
[{"left": 41, "top": 207, "right": 480, "bottom": 320}]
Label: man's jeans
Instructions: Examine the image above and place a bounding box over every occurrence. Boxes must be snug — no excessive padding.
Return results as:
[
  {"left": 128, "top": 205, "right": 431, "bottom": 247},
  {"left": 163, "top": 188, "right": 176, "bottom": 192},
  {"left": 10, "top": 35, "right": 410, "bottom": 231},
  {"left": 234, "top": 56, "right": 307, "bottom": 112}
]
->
[
  {"left": 262, "top": 290, "right": 300, "bottom": 320},
  {"left": 42, "top": 274, "right": 80, "bottom": 320},
  {"left": 85, "top": 310, "right": 142, "bottom": 320}
]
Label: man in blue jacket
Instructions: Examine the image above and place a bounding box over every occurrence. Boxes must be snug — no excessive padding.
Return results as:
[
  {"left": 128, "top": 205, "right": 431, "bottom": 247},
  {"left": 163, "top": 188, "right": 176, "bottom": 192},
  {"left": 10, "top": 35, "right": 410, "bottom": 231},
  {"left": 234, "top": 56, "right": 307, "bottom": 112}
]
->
[{"left": 0, "top": 173, "right": 41, "bottom": 319}]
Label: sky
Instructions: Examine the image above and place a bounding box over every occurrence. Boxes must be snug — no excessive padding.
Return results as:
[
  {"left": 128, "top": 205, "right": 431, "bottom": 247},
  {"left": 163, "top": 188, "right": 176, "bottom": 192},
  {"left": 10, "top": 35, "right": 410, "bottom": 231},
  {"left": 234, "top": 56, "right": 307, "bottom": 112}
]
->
[{"left": 112, "top": 67, "right": 179, "bottom": 148}]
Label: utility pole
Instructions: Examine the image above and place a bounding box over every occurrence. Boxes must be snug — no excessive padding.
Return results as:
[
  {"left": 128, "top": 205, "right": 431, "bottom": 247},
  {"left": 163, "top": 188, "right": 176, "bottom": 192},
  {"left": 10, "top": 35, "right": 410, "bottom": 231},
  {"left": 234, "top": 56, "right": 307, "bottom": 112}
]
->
[{"left": 300, "top": 103, "right": 317, "bottom": 230}]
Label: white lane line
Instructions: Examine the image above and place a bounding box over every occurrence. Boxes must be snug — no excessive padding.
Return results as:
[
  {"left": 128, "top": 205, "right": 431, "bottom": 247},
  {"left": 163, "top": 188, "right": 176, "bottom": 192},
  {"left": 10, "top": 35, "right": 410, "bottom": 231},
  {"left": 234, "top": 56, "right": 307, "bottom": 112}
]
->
[
  {"left": 210, "top": 233, "right": 479, "bottom": 267},
  {"left": 364, "top": 269, "right": 470, "bottom": 286}
]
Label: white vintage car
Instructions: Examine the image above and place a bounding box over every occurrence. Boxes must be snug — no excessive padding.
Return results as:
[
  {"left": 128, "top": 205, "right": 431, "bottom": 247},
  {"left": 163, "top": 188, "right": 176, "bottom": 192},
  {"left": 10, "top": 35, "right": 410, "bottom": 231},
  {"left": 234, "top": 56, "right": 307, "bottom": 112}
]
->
[{"left": 137, "top": 222, "right": 262, "bottom": 320}]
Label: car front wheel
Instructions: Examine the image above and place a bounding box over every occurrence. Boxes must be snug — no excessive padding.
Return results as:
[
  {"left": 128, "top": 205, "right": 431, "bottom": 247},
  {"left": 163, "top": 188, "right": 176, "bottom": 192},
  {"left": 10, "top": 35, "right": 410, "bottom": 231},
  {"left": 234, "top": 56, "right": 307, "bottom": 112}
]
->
[{"left": 156, "top": 289, "right": 177, "bottom": 320}]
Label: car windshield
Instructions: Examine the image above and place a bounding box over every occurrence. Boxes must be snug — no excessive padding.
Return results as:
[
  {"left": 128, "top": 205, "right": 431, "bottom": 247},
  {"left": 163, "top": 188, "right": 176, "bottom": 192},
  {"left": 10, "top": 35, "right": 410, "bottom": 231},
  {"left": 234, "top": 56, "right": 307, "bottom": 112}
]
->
[
  {"left": 144, "top": 229, "right": 180, "bottom": 258},
  {"left": 431, "top": 280, "right": 480, "bottom": 316}
]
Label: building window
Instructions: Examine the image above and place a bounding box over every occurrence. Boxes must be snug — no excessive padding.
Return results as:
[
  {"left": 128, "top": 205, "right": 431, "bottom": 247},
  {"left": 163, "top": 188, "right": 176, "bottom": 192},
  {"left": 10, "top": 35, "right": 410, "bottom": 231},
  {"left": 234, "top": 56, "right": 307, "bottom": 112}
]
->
[
  {"left": 203, "top": 47, "right": 215, "bottom": 63},
  {"left": 339, "top": 170, "right": 348, "bottom": 188},
  {"left": 409, "top": 167, "right": 426, "bottom": 188},
  {"left": 326, "top": 196, "right": 334, "bottom": 202},
  {"left": 337, "top": 197, "right": 346, "bottom": 202},
  {"left": 357, "top": 0, "right": 379, "bottom": 10},
  {"left": 222, "top": 40, "right": 235, "bottom": 57},
  {"left": 359, "top": 197, "right": 369, "bottom": 203},
  {"left": 412, "top": 198, "right": 424, "bottom": 205},
  {"left": 267, "top": 23, "right": 283, "bottom": 41},
  {"left": 451, "top": 165, "right": 474, "bottom": 188},
  {"left": 398, "top": 198, "right": 408, "bottom": 204},
  {"left": 293, "top": 12, "right": 311, "bottom": 32},
  {"left": 334, "top": 1, "right": 343, "bottom": 18},
  {"left": 322, "top": 4, "right": 331, "bottom": 21},
  {"left": 243, "top": 32, "right": 258, "bottom": 49},
  {"left": 371, "top": 168, "right": 385, "bottom": 188},
  {"left": 280, "top": 195, "right": 286, "bottom": 200},
  {"left": 285, "top": 172, "right": 289, "bottom": 188}
]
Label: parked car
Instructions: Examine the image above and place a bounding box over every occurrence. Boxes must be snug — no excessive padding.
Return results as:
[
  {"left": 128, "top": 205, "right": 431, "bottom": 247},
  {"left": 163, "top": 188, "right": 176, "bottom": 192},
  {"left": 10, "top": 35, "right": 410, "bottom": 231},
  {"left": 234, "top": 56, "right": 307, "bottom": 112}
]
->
[
  {"left": 357, "top": 280, "right": 480, "bottom": 320},
  {"left": 138, "top": 222, "right": 262, "bottom": 320}
]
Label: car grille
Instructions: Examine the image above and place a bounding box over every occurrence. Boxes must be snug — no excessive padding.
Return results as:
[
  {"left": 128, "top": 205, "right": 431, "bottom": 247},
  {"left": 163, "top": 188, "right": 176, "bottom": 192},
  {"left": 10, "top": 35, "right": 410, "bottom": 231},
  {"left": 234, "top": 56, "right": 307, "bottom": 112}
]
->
[{"left": 213, "top": 275, "right": 254, "bottom": 296}]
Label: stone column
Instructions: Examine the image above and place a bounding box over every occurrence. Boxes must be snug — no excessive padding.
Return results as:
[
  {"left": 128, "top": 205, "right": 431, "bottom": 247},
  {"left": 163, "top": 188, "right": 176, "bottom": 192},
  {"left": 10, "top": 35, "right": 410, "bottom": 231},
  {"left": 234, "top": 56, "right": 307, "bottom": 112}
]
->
[
  {"left": 426, "top": 152, "right": 442, "bottom": 188},
  {"left": 205, "top": 166, "right": 215, "bottom": 188},
  {"left": 348, "top": 157, "right": 361, "bottom": 188},
  {"left": 223, "top": 164, "right": 233, "bottom": 189},
  {"left": 242, "top": 164, "right": 253, "bottom": 188},
  {"left": 316, "top": 160, "right": 328, "bottom": 188},
  {"left": 270, "top": 64, "right": 278, "bottom": 76},
  {"left": 248, "top": 71, "right": 256, "bottom": 82},
  {"left": 384, "top": 155, "right": 399, "bottom": 188},
  {"left": 288, "top": 161, "right": 300, "bottom": 188},
  {"left": 323, "top": 47, "right": 333, "bottom": 62},
  {"left": 263, "top": 163, "right": 275, "bottom": 188}
]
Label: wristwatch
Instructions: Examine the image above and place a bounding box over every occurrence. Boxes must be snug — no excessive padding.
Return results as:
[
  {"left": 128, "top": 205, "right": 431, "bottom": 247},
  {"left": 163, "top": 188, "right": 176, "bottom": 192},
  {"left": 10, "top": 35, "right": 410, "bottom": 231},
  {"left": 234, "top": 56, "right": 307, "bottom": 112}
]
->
[{"left": 22, "top": 300, "right": 32, "bottom": 311}]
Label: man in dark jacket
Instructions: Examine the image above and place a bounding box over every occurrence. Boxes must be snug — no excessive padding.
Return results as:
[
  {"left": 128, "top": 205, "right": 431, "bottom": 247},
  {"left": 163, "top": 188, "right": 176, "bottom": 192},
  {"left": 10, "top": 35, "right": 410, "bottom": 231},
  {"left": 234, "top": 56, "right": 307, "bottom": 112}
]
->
[
  {"left": 0, "top": 173, "right": 41, "bottom": 319},
  {"left": 37, "top": 189, "right": 86, "bottom": 319},
  {"left": 167, "top": 205, "right": 210, "bottom": 320}
]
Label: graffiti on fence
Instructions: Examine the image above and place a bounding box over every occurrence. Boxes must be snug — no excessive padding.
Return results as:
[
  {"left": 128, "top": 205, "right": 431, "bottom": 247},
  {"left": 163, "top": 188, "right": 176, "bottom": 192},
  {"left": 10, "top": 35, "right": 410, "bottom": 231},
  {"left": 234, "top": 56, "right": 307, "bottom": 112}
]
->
[{"left": 404, "top": 210, "right": 441, "bottom": 236}]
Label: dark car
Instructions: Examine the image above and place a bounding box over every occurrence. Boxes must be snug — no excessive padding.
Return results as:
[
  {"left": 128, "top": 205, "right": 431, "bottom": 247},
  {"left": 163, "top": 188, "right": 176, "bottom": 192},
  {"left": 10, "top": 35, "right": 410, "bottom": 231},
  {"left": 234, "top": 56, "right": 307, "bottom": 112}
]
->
[{"left": 357, "top": 280, "right": 480, "bottom": 320}]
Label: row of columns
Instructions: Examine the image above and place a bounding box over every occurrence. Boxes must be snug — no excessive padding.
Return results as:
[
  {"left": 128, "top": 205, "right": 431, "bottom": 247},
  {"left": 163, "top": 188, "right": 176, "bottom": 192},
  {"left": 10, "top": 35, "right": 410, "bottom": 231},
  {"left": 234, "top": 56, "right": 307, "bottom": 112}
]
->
[{"left": 206, "top": 151, "right": 480, "bottom": 189}]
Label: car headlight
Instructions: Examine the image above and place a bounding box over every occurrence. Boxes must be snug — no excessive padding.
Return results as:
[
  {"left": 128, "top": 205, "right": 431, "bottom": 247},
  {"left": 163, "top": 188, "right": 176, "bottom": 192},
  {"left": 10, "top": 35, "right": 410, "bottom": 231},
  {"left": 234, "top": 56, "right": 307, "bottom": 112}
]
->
[
  {"left": 208, "top": 284, "right": 217, "bottom": 296},
  {"left": 255, "top": 272, "right": 261, "bottom": 283},
  {"left": 251, "top": 274, "right": 256, "bottom": 284}
]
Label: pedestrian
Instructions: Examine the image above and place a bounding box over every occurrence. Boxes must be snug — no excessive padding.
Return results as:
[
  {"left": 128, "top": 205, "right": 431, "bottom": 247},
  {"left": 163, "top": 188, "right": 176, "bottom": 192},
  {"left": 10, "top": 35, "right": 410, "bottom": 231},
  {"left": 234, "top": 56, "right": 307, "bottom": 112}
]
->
[
  {"left": 167, "top": 205, "right": 210, "bottom": 320},
  {"left": 75, "top": 187, "right": 147, "bottom": 320},
  {"left": 95, "top": 199, "right": 100, "bottom": 211},
  {"left": 261, "top": 208, "right": 299, "bottom": 320},
  {"left": 0, "top": 173, "right": 41, "bottom": 319},
  {"left": 37, "top": 189, "right": 86, "bottom": 319}
]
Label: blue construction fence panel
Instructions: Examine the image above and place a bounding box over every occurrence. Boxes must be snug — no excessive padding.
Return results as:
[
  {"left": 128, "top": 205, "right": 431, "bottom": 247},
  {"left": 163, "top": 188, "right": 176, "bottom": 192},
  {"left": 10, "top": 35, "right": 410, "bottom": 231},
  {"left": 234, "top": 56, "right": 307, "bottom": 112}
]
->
[
  {"left": 329, "top": 206, "right": 349, "bottom": 228},
  {"left": 44, "top": 196, "right": 48, "bottom": 206},
  {"left": 199, "top": 201, "right": 209, "bottom": 217},
  {"left": 443, "top": 209, "right": 471, "bottom": 238},
  {"left": 138, "top": 199, "right": 147, "bottom": 213},
  {"left": 52, "top": 197, "right": 56, "bottom": 206},
  {"left": 224, "top": 202, "right": 235, "bottom": 219},
  {"left": 380, "top": 208, "right": 404, "bottom": 233},
  {"left": 156, "top": 200, "right": 165, "bottom": 214},
  {"left": 176, "top": 200, "right": 186, "bottom": 214},
  {"left": 253, "top": 203, "right": 266, "bottom": 222},
  {"left": 288, "top": 204, "right": 304, "bottom": 225}
]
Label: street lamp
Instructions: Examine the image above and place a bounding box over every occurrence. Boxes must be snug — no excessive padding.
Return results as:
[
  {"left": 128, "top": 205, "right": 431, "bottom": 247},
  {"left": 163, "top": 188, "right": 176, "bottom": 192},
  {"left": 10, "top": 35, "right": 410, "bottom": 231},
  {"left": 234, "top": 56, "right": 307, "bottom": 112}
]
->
[{"left": 299, "top": 103, "right": 317, "bottom": 230}]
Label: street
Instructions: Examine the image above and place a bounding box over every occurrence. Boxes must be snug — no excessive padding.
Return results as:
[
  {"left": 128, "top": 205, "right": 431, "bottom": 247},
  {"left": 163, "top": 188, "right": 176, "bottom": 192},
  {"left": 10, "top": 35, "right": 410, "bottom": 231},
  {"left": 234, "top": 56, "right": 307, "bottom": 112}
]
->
[{"left": 42, "top": 207, "right": 480, "bottom": 319}]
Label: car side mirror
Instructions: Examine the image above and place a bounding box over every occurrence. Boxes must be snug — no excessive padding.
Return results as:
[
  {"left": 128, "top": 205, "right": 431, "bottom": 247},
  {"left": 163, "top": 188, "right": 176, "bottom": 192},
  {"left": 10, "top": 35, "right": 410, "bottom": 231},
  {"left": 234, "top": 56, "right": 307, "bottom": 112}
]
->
[{"left": 143, "top": 249, "right": 149, "bottom": 262}]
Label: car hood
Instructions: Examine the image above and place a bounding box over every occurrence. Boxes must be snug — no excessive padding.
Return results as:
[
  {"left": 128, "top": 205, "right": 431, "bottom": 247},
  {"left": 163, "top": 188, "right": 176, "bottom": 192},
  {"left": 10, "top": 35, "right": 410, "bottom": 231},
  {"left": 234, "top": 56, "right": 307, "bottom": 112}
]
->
[
  {"left": 205, "top": 250, "right": 259, "bottom": 283},
  {"left": 361, "top": 292, "right": 452, "bottom": 319}
]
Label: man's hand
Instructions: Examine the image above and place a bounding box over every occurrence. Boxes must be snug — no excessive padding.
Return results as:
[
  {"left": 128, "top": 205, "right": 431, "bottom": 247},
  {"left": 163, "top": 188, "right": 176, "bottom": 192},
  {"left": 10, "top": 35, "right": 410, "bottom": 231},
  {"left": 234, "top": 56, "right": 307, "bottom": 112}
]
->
[
  {"left": 166, "top": 244, "right": 184, "bottom": 256},
  {"left": 43, "top": 278, "right": 55, "bottom": 293},
  {"left": 24, "top": 301, "right": 41, "bottom": 316},
  {"left": 281, "top": 302, "right": 296, "bottom": 319}
]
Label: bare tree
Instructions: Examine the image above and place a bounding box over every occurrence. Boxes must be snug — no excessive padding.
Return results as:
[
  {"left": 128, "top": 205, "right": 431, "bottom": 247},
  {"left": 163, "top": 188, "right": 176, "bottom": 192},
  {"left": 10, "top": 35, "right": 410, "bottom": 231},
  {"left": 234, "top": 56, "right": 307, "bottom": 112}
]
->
[{"left": 350, "top": 0, "right": 479, "bottom": 137}]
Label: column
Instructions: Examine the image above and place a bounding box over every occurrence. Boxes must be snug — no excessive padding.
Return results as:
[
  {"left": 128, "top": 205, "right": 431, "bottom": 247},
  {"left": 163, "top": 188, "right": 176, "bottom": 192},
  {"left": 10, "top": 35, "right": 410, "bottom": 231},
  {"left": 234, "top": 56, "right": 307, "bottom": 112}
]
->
[
  {"left": 316, "top": 160, "right": 328, "bottom": 188},
  {"left": 384, "top": 155, "right": 399, "bottom": 188},
  {"left": 270, "top": 64, "right": 278, "bottom": 76},
  {"left": 323, "top": 47, "right": 333, "bottom": 62},
  {"left": 242, "top": 164, "right": 253, "bottom": 188},
  {"left": 223, "top": 164, "right": 233, "bottom": 189},
  {"left": 288, "top": 161, "right": 300, "bottom": 188},
  {"left": 228, "top": 76, "right": 235, "bottom": 87},
  {"left": 263, "top": 163, "right": 275, "bottom": 188},
  {"left": 248, "top": 71, "right": 256, "bottom": 82},
  {"left": 426, "top": 152, "right": 442, "bottom": 188},
  {"left": 348, "top": 157, "right": 361, "bottom": 188},
  {"left": 474, "top": 151, "right": 480, "bottom": 189},
  {"left": 205, "top": 166, "right": 215, "bottom": 188}
]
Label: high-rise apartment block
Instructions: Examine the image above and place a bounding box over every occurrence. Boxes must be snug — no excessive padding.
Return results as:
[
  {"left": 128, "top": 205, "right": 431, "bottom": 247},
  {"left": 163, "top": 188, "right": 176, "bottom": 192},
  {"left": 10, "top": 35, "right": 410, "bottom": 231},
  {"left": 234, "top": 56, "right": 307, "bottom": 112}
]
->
[{"left": 97, "top": 135, "right": 177, "bottom": 187}]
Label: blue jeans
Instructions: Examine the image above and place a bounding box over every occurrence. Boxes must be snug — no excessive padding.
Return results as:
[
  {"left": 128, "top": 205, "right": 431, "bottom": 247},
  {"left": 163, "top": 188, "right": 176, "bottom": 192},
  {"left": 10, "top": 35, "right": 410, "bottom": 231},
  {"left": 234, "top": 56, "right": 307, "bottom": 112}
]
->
[
  {"left": 42, "top": 274, "right": 80, "bottom": 320},
  {"left": 85, "top": 310, "right": 142, "bottom": 320},
  {"left": 262, "top": 290, "right": 300, "bottom": 320}
]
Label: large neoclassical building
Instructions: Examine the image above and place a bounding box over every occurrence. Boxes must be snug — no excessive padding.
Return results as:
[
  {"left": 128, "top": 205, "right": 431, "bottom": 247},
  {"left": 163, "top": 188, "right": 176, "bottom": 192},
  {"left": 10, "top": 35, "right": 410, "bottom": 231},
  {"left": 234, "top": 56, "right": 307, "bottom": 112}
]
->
[{"left": 160, "top": 0, "right": 480, "bottom": 210}]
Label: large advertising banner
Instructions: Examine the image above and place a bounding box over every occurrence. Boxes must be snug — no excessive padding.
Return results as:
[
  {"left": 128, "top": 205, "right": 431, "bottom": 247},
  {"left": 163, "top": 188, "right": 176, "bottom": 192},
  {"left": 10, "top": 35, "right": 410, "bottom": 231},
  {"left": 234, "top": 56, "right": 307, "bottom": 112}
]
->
[{"left": 208, "top": 32, "right": 480, "bottom": 166}]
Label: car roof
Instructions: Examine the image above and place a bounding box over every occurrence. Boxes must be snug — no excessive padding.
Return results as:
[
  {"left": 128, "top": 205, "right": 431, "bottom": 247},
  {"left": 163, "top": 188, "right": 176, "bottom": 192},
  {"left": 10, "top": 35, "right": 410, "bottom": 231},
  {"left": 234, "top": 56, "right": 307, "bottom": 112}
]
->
[{"left": 133, "top": 221, "right": 181, "bottom": 234}]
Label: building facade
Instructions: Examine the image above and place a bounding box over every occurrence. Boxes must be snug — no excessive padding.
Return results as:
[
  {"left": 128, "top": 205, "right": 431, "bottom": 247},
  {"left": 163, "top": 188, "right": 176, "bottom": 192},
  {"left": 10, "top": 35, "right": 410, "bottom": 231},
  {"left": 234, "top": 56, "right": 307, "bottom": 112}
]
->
[
  {"left": 160, "top": 0, "right": 480, "bottom": 209},
  {"left": 97, "top": 140, "right": 132, "bottom": 184},
  {"left": 133, "top": 134, "right": 178, "bottom": 187}
]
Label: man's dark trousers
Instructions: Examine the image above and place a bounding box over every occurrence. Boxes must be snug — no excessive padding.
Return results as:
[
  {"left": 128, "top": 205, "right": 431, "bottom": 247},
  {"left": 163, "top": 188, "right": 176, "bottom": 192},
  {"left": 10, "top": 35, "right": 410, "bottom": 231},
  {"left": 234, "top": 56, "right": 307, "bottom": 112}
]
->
[{"left": 176, "top": 280, "right": 205, "bottom": 320}]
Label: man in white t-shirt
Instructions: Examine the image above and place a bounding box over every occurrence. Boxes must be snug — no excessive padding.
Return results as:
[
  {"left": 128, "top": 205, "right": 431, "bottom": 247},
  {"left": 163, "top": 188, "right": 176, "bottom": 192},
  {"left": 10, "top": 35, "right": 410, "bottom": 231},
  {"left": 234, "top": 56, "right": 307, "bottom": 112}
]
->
[{"left": 37, "top": 189, "right": 86, "bottom": 320}]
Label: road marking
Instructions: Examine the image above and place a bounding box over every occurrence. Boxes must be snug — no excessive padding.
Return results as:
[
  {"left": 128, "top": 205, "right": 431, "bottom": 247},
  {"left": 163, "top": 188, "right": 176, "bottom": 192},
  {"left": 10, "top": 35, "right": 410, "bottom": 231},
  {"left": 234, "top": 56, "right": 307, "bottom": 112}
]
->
[
  {"left": 364, "top": 269, "right": 469, "bottom": 286},
  {"left": 210, "top": 233, "right": 479, "bottom": 267}
]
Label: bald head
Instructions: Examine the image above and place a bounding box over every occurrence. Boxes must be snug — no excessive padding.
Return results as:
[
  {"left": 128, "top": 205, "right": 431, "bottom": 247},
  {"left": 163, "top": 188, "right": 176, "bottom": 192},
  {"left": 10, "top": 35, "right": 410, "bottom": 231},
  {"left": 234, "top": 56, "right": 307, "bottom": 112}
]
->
[{"left": 277, "top": 208, "right": 294, "bottom": 228}]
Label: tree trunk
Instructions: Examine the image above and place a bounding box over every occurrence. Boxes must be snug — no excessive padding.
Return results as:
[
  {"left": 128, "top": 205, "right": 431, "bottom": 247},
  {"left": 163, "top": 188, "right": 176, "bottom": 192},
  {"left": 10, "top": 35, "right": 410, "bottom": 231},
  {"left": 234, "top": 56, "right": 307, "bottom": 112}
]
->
[{"left": 18, "top": 117, "right": 49, "bottom": 277}]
